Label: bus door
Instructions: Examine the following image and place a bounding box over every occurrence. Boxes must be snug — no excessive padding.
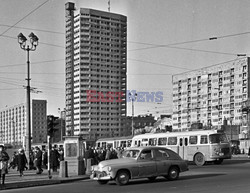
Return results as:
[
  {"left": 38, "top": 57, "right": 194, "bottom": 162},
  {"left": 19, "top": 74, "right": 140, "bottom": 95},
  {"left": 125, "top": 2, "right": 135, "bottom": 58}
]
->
[{"left": 179, "top": 137, "right": 188, "bottom": 160}]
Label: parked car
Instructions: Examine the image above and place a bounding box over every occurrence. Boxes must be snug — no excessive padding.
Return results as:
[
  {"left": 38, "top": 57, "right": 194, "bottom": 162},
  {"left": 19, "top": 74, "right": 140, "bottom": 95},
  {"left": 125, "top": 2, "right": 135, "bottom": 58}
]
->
[{"left": 90, "top": 146, "right": 189, "bottom": 185}]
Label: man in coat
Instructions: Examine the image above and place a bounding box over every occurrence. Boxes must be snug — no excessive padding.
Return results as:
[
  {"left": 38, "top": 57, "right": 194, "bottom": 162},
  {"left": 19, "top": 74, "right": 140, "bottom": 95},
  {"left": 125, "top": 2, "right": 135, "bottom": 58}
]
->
[
  {"left": 50, "top": 146, "right": 59, "bottom": 172},
  {"left": 17, "top": 149, "right": 27, "bottom": 177},
  {"left": 34, "top": 147, "right": 43, "bottom": 174},
  {"left": 0, "top": 145, "right": 10, "bottom": 185}
]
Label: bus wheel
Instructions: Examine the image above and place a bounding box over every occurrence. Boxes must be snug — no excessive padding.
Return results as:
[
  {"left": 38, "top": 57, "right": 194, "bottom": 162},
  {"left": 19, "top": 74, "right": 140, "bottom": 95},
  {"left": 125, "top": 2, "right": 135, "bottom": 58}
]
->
[
  {"left": 214, "top": 159, "right": 223, "bottom": 165},
  {"left": 194, "top": 153, "right": 205, "bottom": 166}
]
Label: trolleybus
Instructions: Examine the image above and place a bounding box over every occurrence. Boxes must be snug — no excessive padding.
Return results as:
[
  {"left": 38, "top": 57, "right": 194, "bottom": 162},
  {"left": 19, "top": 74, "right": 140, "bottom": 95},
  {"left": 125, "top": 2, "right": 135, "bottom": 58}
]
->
[{"left": 131, "top": 130, "right": 231, "bottom": 166}]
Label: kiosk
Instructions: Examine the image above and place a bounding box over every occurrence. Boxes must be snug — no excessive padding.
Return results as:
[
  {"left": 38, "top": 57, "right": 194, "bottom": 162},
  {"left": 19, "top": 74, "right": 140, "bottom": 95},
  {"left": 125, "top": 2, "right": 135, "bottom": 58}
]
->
[{"left": 64, "top": 136, "right": 85, "bottom": 176}]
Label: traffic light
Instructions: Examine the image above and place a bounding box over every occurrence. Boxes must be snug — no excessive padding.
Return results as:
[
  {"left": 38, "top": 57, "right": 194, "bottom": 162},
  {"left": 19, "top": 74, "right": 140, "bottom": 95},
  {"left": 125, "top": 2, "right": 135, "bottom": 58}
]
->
[{"left": 47, "top": 115, "right": 59, "bottom": 136}]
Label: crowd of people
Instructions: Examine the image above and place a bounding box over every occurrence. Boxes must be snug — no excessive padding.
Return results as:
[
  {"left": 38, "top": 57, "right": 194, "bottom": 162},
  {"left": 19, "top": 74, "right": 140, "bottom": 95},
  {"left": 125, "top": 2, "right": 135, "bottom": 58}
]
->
[
  {"left": 0, "top": 144, "right": 64, "bottom": 186},
  {"left": 84, "top": 145, "right": 125, "bottom": 165}
]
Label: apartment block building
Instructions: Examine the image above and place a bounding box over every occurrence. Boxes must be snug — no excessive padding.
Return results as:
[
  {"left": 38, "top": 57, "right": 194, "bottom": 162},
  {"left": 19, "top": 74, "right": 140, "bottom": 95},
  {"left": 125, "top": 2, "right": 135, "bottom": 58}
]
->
[
  {"left": 32, "top": 100, "right": 47, "bottom": 143},
  {"left": 172, "top": 57, "right": 250, "bottom": 131},
  {"left": 0, "top": 100, "right": 47, "bottom": 145},
  {"left": 0, "top": 103, "right": 26, "bottom": 146},
  {"left": 65, "top": 3, "right": 127, "bottom": 138}
]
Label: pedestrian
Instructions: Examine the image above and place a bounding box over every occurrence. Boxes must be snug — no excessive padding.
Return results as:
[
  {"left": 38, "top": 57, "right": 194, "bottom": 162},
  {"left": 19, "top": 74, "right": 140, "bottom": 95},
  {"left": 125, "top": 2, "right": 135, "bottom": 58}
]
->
[
  {"left": 50, "top": 146, "right": 59, "bottom": 172},
  {"left": 105, "top": 146, "right": 112, "bottom": 160},
  {"left": 248, "top": 147, "right": 250, "bottom": 159},
  {"left": 42, "top": 149, "right": 48, "bottom": 168},
  {"left": 58, "top": 147, "right": 64, "bottom": 161},
  {"left": 17, "top": 149, "right": 27, "bottom": 177},
  {"left": 0, "top": 145, "right": 10, "bottom": 186},
  {"left": 8, "top": 152, "right": 17, "bottom": 170},
  {"left": 34, "top": 146, "right": 43, "bottom": 174}
]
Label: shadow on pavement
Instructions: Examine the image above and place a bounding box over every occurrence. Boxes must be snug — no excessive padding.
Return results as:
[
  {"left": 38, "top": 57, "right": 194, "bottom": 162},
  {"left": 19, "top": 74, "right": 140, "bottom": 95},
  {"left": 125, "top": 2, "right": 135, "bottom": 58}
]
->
[
  {"left": 107, "top": 173, "right": 225, "bottom": 186},
  {"left": 188, "top": 159, "right": 250, "bottom": 166}
]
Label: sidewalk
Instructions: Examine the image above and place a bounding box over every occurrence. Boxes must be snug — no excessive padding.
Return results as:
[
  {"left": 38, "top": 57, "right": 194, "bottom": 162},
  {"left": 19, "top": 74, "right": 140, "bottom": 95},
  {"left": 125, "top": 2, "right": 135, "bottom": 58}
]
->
[
  {"left": 0, "top": 169, "right": 90, "bottom": 190},
  {"left": 232, "top": 154, "right": 250, "bottom": 160}
]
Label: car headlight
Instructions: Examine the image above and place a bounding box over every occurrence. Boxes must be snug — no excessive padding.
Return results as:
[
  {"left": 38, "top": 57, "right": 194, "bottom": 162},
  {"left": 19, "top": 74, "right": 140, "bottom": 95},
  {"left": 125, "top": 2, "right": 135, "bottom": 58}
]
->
[{"left": 103, "top": 166, "right": 112, "bottom": 172}]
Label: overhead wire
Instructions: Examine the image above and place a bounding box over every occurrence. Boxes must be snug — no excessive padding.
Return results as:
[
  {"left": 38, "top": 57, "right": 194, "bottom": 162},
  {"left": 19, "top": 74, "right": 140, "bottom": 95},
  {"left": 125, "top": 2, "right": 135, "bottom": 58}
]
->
[
  {"left": 129, "top": 31, "right": 250, "bottom": 52},
  {"left": 0, "top": 0, "right": 50, "bottom": 37}
]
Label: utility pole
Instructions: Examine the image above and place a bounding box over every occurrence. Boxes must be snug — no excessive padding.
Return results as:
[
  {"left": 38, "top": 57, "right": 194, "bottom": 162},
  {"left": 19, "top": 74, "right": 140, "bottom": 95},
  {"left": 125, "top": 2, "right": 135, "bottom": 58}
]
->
[
  {"left": 17, "top": 32, "right": 39, "bottom": 169},
  {"left": 129, "top": 92, "right": 137, "bottom": 136}
]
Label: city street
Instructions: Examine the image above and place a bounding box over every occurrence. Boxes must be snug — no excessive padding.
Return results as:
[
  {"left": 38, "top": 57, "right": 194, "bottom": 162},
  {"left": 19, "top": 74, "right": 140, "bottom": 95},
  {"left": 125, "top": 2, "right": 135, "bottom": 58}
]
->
[{"left": 3, "top": 159, "right": 250, "bottom": 193}]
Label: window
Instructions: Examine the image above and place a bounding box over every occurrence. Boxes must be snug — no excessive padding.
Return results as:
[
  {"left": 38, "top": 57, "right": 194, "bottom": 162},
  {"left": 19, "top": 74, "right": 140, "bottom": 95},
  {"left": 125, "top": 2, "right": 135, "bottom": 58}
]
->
[
  {"left": 139, "top": 150, "right": 153, "bottom": 160},
  {"left": 189, "top": 136, "right": 198, "bottom": 144},
  {"left": 149, "top": 138, "right": 157, "bottom": 146},
  {"left": 168, "top": 137, "right": 177, "bottom": 145},
  {"left": 158, "top": 138, "right": 167, "bottom": 145},
  {"left": 200, "top": 135, "right": 208, "bottom": 144},
  {"left": 154, "top": 149, "right": 170, "bottom": 160}
]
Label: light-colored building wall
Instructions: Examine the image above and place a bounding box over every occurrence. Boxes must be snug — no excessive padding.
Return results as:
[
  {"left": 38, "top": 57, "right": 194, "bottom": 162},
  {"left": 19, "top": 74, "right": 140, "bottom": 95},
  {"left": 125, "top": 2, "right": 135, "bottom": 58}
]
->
[
  {"left": 0, "top": 104, "right": 26, "bottom": 146},
  {"left": 172, "top": 57, "right": 250, "bottom": 131},
  {"left": 65, "top": 3, "right": 127, "bottom": 139},
  {"left": 0, "top": 99, "right": 47, "bottom": 146}
]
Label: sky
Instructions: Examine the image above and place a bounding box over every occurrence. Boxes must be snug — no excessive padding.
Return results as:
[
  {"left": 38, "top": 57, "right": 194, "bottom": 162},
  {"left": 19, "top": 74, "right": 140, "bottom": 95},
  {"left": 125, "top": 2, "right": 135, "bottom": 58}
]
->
[{"left": 1, "top": 0, "right": 250, "bottom": 117}]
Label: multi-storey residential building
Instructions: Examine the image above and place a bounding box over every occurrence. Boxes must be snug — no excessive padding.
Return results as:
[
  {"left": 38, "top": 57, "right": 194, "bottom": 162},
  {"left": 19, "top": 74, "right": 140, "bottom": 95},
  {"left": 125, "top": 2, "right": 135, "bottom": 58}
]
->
[
  {"left": 0, "top": 99, "right": 47, "bottom": 146},
  {"left": 0, "top": 103, "right": 26, "bottom": 146},
  {"left": 172, "top": 57, "right": 250, "bottom": 132},
  {"left": 65, "top": 2, "right": 127, "bottom": 138},
  {"left": 32, "top": 100, "right": 47, "bottom": 143}
]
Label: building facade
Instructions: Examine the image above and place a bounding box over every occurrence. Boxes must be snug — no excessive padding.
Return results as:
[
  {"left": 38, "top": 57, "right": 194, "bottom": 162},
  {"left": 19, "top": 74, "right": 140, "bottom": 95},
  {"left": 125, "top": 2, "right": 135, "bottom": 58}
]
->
[
  {"left": 65, "top": 3, "right": 127, "bottom": 138},
  {"left": 0, "top": 103, "right": 26, "bottom": 146},
  {"left": 127, "top": 114, "right": 156, "bottom": 135},
  {"left": 0, "top": 99, "right": 47, "bottom": 146},
  {"left": 32, "top": 100, "right": 47, "bottom": 143},
  {"left": 172, "top": 57, "right": 250, "bottom": 132}
]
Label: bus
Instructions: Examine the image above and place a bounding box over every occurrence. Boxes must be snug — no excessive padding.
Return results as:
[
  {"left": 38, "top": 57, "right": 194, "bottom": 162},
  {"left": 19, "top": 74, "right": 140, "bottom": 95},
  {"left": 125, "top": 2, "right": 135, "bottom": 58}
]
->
[
  {"left": 95, "top": 136, "right": 132, "bottom": 149},
  {"left": 131, "top": 130, "right": 232, "bottom": 166}
]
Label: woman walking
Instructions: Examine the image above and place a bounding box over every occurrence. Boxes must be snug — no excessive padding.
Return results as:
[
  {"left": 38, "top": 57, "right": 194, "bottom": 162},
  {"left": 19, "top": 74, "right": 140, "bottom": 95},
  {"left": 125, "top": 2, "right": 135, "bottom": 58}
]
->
[
  {"left": 0, "top": 145, "right": 10, "bottom": 186},
  {"left": 17, "top": 149, "right": 27, "bottom": 177}
]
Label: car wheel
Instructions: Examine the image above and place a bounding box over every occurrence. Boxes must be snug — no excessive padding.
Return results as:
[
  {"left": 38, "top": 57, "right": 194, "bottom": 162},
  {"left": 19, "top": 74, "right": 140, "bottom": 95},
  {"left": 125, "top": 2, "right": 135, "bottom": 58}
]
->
[
  {"left": 194, "top": 153, "right": 206, "bottom": 166},
  {"left": 115, "top": 170, "right": 130, "bottom": 186},
  {"left": 167, "top": 166, "right": 179, "bottom": 181},
  {"left": 214, "top": 159, "right": 223, "bottom": 165},
  {"left": 97, "top": 180, "right": 109, "bottom": 185},
  {"left": 148, "top": 176, "right": 157, "bottom": 182}
]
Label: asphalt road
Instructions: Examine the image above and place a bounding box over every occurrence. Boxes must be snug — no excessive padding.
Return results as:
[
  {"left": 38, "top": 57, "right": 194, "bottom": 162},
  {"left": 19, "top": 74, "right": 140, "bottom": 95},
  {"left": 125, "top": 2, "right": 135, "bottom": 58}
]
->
[{"left": 3, "top": 159, "right": 250, "bottom": 193}]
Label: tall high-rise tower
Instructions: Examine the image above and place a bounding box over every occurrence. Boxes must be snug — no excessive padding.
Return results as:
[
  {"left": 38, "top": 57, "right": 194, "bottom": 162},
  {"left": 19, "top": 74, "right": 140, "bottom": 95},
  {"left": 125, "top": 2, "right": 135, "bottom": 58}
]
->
[{"left": 65, "top": 2, "right": 127, "bottom": 139}]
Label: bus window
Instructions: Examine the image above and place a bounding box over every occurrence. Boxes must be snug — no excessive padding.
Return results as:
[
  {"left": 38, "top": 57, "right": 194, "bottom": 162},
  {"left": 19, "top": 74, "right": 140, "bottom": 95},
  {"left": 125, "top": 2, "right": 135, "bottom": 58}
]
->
[
  {"left": 209, "top": 134, "right": 228, "bottom": 144},
  {"left": 179, "top": 138, "right": 183, "bottom": 146},
  {"left": 141, "top": 138, "right": 149, "bottom": 146},
  {"left": 185, "top": 138, "right": 188, "bottom": 146},
  {"left": 189, "top": 136, "right": 197, "bottom": 145},
  {"left": 101, "top": 142, "right": 106, "bottom": 147},
  {"left": 158, "top": 137, "right": 167, "bottom": 145},
  {"left": 149, "top": 138, "right": 157, "bottom": 146},
  {"left": 200, "top": 135, "right": 208, "bottom": 144},
  {"left": 127, "top": 140, "right": 132, "bottom": 147},
  {"left": 168, "top": 137, "right": 177, "bottom": 145},
  {"left": 121, "top": 141, "right": 126, "bottom": 148}
]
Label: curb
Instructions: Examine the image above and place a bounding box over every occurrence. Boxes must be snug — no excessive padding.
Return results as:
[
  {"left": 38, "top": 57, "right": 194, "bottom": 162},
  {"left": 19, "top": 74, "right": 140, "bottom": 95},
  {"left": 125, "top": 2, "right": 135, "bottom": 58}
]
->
[{"left": 0, "top": 176, "right": 90, "bottom": 190}]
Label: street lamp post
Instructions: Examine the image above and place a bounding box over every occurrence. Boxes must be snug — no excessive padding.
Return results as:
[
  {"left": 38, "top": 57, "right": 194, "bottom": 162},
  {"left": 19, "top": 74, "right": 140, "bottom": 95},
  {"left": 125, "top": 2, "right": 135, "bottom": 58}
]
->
[
  {"left": 17, "top": 32, "right": 39, "bottom": 169},
  {"left": 129, "top": 93, "right": 137, "bottom": 136},
  {"left": 58, "top": 108, "right": 66, "bottom": 142}
]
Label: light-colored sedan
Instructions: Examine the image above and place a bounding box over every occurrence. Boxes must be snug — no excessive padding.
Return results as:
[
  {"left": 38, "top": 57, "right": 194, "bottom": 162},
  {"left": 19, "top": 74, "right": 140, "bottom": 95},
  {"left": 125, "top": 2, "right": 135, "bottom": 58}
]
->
[{"left": 90, "top": 146, "right": 189, "bottom": 185}]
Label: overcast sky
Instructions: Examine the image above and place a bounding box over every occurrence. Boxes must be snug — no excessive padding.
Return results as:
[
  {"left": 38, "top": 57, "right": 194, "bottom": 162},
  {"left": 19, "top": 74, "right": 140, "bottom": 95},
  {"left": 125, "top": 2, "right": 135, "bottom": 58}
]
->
[{"left": 1, "top": 0, "right": 250, "bottom": 117}]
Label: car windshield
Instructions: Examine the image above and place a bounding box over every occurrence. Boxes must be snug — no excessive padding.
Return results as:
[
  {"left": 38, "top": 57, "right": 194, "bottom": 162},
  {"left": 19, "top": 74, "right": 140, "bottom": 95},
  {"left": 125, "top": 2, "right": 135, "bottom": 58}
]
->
[
  {"left": 209, "top": 134, "right": 228, "bottom": 144},
  {"left": 122, "top": 149, "right": 140, "bottom": 159}
]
